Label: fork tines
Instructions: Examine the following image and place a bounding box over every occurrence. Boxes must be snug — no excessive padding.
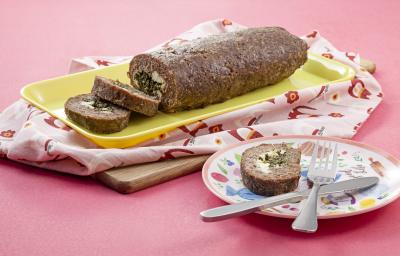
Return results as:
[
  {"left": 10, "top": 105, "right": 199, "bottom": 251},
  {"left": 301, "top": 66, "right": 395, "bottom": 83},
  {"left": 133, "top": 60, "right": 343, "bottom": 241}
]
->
[{"left": 307, "top": 140, "right": 338, "bottom": 180}]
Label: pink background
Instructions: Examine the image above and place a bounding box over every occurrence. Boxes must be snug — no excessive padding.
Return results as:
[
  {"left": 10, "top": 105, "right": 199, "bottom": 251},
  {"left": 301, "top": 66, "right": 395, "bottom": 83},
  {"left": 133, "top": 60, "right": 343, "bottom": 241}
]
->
[{"left": 1, "top": 0, "right": 400, "bottom": 255}]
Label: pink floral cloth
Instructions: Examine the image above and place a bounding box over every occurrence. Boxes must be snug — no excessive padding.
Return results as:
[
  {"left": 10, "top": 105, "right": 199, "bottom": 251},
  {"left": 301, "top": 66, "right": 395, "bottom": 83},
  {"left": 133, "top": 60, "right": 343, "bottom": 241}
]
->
[{"left": 0, "top": 19, "right": 383, "bottom": 176}]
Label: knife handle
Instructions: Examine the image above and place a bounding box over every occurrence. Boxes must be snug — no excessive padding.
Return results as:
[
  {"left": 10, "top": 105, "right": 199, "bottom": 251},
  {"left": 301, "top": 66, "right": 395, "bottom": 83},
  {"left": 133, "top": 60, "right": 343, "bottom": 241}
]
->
[{"left": 200, "top": 192, "right": 302, "bottom": 222}]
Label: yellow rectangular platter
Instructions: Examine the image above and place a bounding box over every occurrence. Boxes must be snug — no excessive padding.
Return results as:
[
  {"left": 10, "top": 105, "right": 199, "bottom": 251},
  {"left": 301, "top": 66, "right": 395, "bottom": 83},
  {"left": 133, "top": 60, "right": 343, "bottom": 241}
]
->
[{"left": 21, "top": 53, "right": 355, "bottom": 148}]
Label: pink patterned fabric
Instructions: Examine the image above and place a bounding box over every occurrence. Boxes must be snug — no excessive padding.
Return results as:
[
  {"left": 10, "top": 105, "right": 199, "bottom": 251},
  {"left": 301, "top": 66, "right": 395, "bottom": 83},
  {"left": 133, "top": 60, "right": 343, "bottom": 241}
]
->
[{"left": 0, "top": 19, "right": 383, "bottom": 176}]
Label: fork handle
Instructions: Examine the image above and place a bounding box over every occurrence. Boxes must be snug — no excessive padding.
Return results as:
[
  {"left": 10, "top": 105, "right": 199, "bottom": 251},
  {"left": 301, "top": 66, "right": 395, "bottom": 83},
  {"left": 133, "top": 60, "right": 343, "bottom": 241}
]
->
[{"left": 291, "top": 183, "right": 320, "bottom": 233}]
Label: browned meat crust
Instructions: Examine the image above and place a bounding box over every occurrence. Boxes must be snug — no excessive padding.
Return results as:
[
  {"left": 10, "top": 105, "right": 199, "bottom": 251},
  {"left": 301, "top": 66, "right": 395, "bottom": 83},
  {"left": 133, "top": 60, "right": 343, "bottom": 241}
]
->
[{"left": 129, "top": 27, "right": 307, "bottom": 112}]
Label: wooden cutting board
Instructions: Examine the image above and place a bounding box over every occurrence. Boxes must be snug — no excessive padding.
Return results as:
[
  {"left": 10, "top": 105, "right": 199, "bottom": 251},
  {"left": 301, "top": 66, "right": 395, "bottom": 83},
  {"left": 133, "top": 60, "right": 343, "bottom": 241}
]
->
[
  {"left": 93, "top": 155, "right": 210, "bottom": 193},
  {"left": 93, "top": 58, "right": 376, "bottom": 194}
]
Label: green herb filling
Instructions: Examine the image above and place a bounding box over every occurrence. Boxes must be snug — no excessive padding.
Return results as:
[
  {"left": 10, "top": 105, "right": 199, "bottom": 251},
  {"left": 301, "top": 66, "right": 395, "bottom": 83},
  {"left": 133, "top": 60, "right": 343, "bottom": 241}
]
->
[
  {"left": 113, "top": 80, "right": 131, "bottom": 90},
  {"left": 258, "top": 149, "right": 288, "bottom": 168},
  {"left": 82, "top": 97, "right": 112, "bottom": 112},
  {"left": 134, "top": 71, "right": 163, "bottom": 97}
]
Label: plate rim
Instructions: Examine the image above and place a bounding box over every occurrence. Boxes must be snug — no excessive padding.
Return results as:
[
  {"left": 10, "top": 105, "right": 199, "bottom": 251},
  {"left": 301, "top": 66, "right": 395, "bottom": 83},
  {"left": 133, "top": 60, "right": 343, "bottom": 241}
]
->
[{"left": 202, "top": 135, "right": 400, "bottom": 219}]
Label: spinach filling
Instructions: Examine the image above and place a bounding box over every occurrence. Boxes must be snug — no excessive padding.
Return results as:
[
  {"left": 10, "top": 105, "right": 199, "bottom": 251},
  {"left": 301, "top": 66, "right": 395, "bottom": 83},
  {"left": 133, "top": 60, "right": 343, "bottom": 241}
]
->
[
  {"left": 113, "top": 80, "right": 131, "bottom": 90},
  {"left": 134, "top": 71, "right": 163, "bottom": 97},
  {"left": 258, "top": 149, "right": 288, "bottom": 168},
  {"left": 82, "top": 97, "right": 112, "bottom": 112},
  {"left": 92, "top": 100, "right": 111, "bottom": 111}
]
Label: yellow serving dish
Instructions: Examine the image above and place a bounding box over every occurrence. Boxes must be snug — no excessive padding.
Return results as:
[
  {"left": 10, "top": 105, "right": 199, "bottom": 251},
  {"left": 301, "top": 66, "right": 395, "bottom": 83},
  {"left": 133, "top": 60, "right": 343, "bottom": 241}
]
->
[{"left": 21, "top": 53, "right": 355, "bottom": 148}]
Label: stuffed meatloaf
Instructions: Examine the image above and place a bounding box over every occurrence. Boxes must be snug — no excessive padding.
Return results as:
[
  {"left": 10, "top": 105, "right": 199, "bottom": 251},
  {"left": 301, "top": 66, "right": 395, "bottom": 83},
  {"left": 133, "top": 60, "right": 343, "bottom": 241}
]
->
[
  {"left": 241, "top": 143, "right": 301, "bottom": 196},
  {"left": 128, "top": 27, "right": 308, "bottom": 112}
]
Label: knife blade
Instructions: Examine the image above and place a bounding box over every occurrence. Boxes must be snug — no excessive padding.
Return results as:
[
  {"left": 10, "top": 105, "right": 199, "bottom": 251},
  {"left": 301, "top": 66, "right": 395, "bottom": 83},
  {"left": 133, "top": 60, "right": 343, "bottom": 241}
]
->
[{"left": 200, "top": 177, "right": 379, "bottom": 222}]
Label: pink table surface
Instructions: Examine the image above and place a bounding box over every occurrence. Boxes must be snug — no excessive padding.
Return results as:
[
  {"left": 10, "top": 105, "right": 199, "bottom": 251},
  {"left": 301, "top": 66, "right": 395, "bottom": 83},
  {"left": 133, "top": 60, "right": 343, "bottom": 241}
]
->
[{"left": 1, "top": 0, "right": 400, "bottom": 255}]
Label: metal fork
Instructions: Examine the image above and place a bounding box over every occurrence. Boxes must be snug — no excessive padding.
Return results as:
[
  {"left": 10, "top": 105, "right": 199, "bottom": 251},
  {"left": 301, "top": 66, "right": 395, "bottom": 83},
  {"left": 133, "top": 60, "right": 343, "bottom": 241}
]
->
[{"left": 292, "top": 140, "right": 338, "bottom": 233}]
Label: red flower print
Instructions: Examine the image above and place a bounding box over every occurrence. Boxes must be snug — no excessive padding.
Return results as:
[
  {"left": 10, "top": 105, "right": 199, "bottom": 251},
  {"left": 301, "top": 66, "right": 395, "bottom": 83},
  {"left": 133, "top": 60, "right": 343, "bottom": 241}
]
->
[
  {"left": 285, "top": 91, "right": 299, "bottom": 104},
  {"left": 329, "top": 112, "right": 344, "bottom": 118},
  {"left": 222, "top": 19, "right": 232, "bottom": 26},
  {"left": 346, "top": 52, "right": 356, "bottom": 62},
  {"left": 246, "top": 129, "right": 263, "bottom": 140},
  {"left": 208, "top": 124, "right": 223, "bottom": 134},
  {"left": 247, "top": 114, "right": 263, "bottom": 126},
  {"left": 354, "top": 122, "right": 363, "bottom": 132},
  {"left": 182, "top": 138, "right": 195, "bottom": 146},
  {"left": 158, "top": 148, "right": 194, "bottom": 161},
  {"left": 377, "top": 92, "right": 383, "bottom": 98},
  {"left": 211, "top": 172, "right": 228, "bottom": 183},
  {"left": 306, "top": 31, "right": 318, "bottom": 38},
  {"left": 178, "top": 121, "right": 208, "bottom": 136},
  {"left": 228, "top": 127, "right": 262, "bottom": 141},
  {"left": 0, "top": 130, "right": 15, "bottom": 138},
  {"left": 308, "top": 86, "right": 327, "bottom": 103},
  {"left": 288, "top": 106, "right": 319, "bottom": 119},
  {"left": 95, "top": 60, "right": 110, "bottom": 66},
  {"left": 312, "top": 129, "right": 320, "bottom": 135},
  {"left": 26, "top": 108, "right": 44, "bottom": 121},
  {"left": 158, "top": 133, "right": 167, "bottom": 140},
  {"left": 331, "top": 93, "right": 339, "bottom": 101},
  {"left": 183, "top": 138, "right": 190, "bottom": 146},
  {"left": 322, "top": 53, "right": 333, "bottom": 59},
  {"left": 228, "top": 129, "right": 244, "bottom": 141},
  {"left": 367, "top": 108, "right": 374, "bottom": 114},
  {"left": 272, "top": 133, "right": 279, "bottom": 136},
  {"left": 248, "top": 117, "right": 257, "bottom": 126},
  {"left": 348, "top": 79, "right": 371, "bottom": 99},
  {"left": 44, "top": 139, "right": 57, "bottom": 157}
]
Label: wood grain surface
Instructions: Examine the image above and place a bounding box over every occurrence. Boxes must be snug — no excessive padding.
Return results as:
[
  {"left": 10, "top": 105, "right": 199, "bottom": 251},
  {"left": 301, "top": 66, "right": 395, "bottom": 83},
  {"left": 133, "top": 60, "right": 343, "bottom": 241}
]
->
[{"left": 94, "top": 154, "right": 210, "bottom": 193}]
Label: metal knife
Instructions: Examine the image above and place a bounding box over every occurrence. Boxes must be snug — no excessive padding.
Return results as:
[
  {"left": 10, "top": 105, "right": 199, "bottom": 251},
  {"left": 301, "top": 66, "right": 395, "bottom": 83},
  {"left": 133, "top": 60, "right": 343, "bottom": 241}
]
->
[{"left": 200, "top": 177, "right": 379, "bottom": 222}]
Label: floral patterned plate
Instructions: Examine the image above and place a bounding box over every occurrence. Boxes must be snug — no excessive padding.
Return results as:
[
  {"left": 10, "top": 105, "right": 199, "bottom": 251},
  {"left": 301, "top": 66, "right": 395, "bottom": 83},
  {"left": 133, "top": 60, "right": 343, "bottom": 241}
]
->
[{"left": 202, "top": 135, "right": 400, "bottom": 218}]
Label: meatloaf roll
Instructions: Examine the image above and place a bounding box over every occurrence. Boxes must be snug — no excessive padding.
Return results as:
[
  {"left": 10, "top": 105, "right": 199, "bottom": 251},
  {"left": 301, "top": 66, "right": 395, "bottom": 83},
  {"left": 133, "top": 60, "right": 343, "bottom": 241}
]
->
[
  {"left": 92, "top": 76, "right": 160, "bottom": 117},
  {"left": 128, "top": 27, "right": 308, "bottom": 112},
  {"left": 241, "top": 143, "right": 301, "bottom": 196}
]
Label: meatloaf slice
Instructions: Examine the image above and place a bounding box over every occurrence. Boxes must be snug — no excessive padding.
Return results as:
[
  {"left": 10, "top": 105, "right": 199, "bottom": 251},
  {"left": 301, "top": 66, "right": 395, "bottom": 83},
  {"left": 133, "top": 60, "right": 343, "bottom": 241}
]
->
[
  {"left": 92, "top": 76, "right": 159, "bottom": 117},
  {"left": 64, "top": 94, "right": 130, "bottom": 134},
  {"left": 240, "top": 143, "right": 301, "bottom": 196}
]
